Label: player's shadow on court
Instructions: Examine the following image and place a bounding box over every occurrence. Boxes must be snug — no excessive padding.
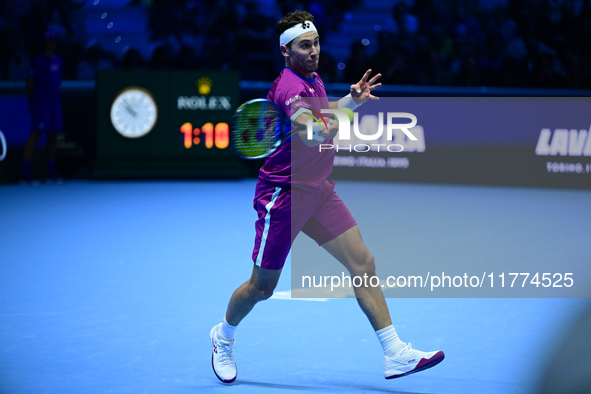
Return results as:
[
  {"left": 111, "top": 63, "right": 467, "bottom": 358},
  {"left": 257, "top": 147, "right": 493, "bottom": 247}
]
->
[{"left": 227, "top": 379, "right": 424, "bottom": 393}]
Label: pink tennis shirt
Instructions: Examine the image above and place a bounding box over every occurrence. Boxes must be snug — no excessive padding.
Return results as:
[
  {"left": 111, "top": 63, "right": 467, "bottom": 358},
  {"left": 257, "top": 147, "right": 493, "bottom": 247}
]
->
[{"left": 261, "top": 68, "right": 334, "bottom": 193}]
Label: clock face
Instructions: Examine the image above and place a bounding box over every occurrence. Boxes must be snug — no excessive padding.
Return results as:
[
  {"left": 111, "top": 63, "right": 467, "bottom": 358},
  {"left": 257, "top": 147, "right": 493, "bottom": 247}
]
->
[{"left": 110, "top": 87, "right": 158, "bottom": 138}]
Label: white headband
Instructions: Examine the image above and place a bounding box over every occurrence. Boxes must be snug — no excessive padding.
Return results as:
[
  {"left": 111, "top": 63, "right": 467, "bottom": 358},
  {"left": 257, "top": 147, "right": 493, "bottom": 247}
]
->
[{"left": 279, "top": 21, "right": 317, "bottom": 46}]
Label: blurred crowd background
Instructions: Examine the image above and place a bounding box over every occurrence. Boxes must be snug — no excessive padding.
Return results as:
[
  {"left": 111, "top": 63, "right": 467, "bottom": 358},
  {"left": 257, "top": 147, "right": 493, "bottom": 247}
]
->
[{"left": 0, "top": 0, "right": 590, "bottom": 88}]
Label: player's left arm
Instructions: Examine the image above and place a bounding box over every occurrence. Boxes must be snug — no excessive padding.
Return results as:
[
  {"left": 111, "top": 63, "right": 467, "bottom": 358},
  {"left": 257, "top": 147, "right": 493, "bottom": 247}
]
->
[{"left": 329, "top": 69, "right": 382, "bottom": 109}]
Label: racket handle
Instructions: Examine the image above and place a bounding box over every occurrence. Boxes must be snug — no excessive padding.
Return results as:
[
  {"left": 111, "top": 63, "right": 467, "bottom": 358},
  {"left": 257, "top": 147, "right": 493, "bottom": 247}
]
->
[{"left": 311, "top": 130, "right": 326, "bottom": 142}]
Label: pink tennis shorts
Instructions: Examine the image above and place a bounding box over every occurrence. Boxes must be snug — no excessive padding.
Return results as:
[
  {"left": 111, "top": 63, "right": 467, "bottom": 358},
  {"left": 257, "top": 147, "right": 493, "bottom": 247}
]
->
[{"left": 251, "top": 179, "right": 357, "bottom": 270}]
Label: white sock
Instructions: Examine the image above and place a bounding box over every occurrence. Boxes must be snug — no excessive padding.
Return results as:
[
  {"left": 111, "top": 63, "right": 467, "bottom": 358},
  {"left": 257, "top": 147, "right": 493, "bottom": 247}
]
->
[
  {"left": 217, "top": 316, "right": 236, "bottom": 342},
  {"left": 376, "top": 325, "right": 406, "bottom": 357}
]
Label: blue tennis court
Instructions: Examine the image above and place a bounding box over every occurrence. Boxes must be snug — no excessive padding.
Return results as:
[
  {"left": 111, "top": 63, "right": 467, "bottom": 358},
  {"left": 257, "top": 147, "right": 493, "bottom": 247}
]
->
[{"left": 1, "top": 180, "right": 589, "bottom": 393}]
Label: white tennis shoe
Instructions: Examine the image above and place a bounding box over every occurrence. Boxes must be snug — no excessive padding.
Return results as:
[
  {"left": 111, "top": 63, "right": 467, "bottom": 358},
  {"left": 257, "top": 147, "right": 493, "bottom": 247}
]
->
[
  {"left": 384, "top": 343, "right": 445, "bottom": 379},
  {"left": 210, "top": 323, "right": 237, "bottom": 383}
]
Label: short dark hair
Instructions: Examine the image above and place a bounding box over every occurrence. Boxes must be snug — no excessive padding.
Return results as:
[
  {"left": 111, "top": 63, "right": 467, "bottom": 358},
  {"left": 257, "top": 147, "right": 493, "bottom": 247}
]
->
[{"left": 275, "top": 11, "right": 315, "bottom": 48}]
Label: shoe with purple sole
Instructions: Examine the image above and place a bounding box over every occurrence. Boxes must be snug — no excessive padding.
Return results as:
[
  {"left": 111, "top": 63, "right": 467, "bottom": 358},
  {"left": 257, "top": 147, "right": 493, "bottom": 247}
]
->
[
  {"left": 384, "top": 343, "right": 445, "bottom": 379},
  {"left": 210, "top": 323, "right": 237, "bottom": 383}
]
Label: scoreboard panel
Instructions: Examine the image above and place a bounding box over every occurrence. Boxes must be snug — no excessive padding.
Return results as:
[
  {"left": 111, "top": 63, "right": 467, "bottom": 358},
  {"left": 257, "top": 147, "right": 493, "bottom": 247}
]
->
[{"left": 95, "top": 70, "right": 247, "bottom": 178}]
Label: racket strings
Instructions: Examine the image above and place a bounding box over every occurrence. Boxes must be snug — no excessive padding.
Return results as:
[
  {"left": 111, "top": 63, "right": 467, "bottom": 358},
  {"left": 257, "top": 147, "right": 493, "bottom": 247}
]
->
[{"left": 232, "top": 101, "right": 285, "bottom": 159}]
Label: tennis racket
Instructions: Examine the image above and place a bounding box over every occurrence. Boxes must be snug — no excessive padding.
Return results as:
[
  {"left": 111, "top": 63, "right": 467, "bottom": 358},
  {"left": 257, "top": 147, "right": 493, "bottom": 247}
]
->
[{"left": 231, "top": 99, "right": 301, "bottom": 160}]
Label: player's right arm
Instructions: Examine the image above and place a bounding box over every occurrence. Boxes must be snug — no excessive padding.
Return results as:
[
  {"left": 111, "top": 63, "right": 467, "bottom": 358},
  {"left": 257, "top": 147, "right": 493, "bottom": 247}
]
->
[{"left": 276, "top": 85, "right": 337, "bottom": 147}]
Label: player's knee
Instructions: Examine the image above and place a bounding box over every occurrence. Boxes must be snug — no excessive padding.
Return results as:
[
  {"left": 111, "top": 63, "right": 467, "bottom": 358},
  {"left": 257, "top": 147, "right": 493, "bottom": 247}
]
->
[
  {"left": 363, "top": 253, "right": 376, "bottom": 275},
  {"left": 259, "top": 288, "right": 274, "bottom": 301},
  {"left": 250, "top": 282, "right": 275, "bottom": 301},
  {"left": 351, "top": 253, "right": 376, "bottom": 276},
  {"left": 256, "top": 286, "right": 275, "bottom": 301}
]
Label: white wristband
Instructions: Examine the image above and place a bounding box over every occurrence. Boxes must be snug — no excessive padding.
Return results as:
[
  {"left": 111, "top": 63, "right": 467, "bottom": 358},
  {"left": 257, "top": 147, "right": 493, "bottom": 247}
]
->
[{"left": 338, "top": 93, "right": 361, "bottom": 111}]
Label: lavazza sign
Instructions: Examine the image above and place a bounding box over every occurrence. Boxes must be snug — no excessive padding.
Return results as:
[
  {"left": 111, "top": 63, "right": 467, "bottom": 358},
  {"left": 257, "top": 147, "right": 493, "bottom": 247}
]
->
[
  {"left": 535, "top": 125, "right": 591, "bottom": 175},
  {"left": 535, "top": 126, "right": 591, "bottom": 156}
]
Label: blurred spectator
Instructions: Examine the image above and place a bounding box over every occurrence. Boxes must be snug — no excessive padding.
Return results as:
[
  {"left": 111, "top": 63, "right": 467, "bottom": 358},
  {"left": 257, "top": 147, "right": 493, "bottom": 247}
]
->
[
  {"left": 61, "top": 41, "right": 85, "bottom": 79},
  {"left": 318, "top": 50, "right": 337, "bottom": 83},
  {"left": 149, "top": 45, "right": 172, "bottom": 69},
  {"left": 479, "top": 35, "right": 507, "bottom": 86},
  {"left": 382, "top": 2, "right": 419, "bottom": 37},
  {"left": 388, "top": 56, "right": 410, "bottom": 85},
  {"left": 76, "top": 43, "right": 115, "bottom": 79},
  {"left": 0, "top": 33, "right": 10, "bottom": 80},
  {"left": 147, "top": 0, "right": 184, "bottom": 42},
  {"left": 458, "top": 56, "right": 481, "bottom": 86},
  {"left": 200, "top": 0, "right": 241, "bottom": 70},
  {"left": 236, "top": 0, "right": 276, "bottom": 80},
  {"left": 308, "top": 1, "right": 328, "bottom": 38},
  {"left": 0, "top": 0, "right": 589, "bottom": 89},
  {"left": 565, "top": 55, "right": 589, "bottom": 89},
  {"left": 344, "top": 42, "right": 371, "bottom": 83},
  {"left": 372, "top": 31, "right": 410, "bottom": 85},
  {"left": 176, "top": 45, "right": 197, "bottom": 70},
  {"left": 533, "top": 53, "right": 562, "bottom": 88},
  {"left": 121, "top": 48, "right": 144, "bottom": 70},
  {"left": 499, "top": 56, "right": 521, "bottom": 87},
  {"left": 22, "top": 30, "right": 64, "bottom": 183},
  {"left": 237, "top": 1, "right": 275, "bottom": 52},
  {"left": 20, "top": 0, "right": 82, "bottom": 56}
]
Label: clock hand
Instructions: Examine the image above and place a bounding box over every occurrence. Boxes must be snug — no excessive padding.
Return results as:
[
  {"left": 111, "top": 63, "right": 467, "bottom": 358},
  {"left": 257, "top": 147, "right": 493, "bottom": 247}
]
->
[
  {"left": 123, "top": 104, "right": 137, "bottom": 117},
  {"left": 122, "top": 99, "right": 138, "bottom": 116}
]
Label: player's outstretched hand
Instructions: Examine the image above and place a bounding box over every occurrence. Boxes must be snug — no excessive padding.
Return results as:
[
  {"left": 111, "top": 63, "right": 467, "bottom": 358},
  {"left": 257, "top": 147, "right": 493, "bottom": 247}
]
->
[{"left": 350, "top": 69, "right": 382, "bottom": 105}]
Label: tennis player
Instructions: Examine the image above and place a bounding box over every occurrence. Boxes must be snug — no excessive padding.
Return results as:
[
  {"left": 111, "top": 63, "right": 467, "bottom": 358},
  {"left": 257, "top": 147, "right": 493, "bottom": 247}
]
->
[{"left": 210, "top": 11, "right": 444, "bottom": 383}]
